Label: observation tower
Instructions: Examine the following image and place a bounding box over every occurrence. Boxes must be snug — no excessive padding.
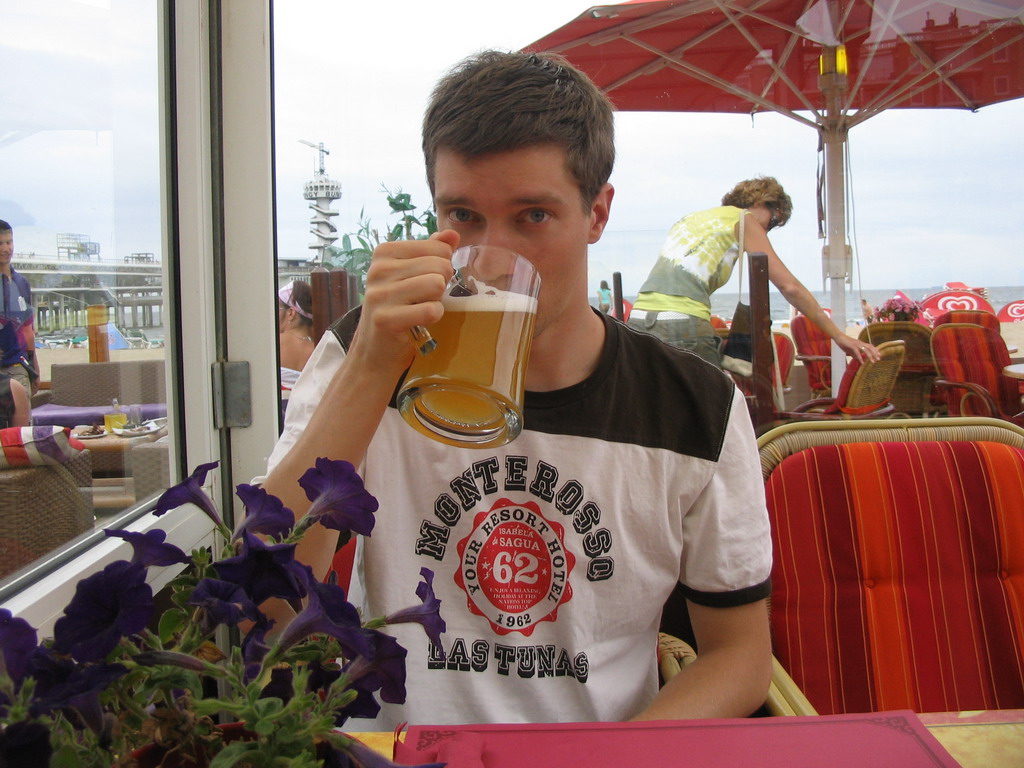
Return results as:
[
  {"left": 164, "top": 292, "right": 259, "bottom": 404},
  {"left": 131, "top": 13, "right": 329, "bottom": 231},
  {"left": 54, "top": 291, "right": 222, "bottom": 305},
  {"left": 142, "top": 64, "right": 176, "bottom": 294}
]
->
[{"left": 300, "top": 140, "right": 341, "bottom": 265}]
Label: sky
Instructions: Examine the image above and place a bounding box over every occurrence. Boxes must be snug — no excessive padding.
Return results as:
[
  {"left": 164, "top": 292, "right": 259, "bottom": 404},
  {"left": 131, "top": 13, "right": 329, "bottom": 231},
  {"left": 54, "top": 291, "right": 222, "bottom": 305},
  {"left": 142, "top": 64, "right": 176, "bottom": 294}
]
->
[{"left": 2, "top": 0, "right": 1022, "bottom": 301}]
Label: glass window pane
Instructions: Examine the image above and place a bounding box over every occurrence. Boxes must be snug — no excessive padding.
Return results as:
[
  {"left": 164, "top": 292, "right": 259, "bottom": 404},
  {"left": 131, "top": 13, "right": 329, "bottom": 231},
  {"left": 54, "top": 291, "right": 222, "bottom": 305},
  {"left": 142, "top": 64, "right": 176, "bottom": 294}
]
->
[{"left": 0, "top": 0, "right": 171, "bottom": 585}]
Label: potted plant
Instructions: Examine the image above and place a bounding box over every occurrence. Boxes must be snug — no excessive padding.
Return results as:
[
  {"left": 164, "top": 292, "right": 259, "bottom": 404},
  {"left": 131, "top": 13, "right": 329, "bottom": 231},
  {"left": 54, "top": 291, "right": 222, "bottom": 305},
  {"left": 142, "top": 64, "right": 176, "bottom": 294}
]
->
[
  {"left": 872, "top": 296, "right": 923, "bottom": 323},
  {"left": 0, "top": 459, "right": 446, "bottom": 768}
]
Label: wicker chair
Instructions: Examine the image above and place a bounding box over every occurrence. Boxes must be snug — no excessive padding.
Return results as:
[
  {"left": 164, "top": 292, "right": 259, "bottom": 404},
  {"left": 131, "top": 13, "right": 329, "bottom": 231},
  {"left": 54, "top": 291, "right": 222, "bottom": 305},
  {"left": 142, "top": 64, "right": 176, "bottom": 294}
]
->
[
  {"left": 131, "top": 438, "right": 171, "bottom": 503},
  {"left": 0, "top": 450, "right": 93, "bottom": 579},
  {"left": 757, "top": 417, "right": 1024, "bottom": 715},
  {"left": 774, "top": 340, "right": 905, "bottom": 422},
  {"left": 790, "top": 314, "right": 832, "bottom": 397},
  {"left": 931, "top": 323, "right": 1023, "bottom": 426},
  {"left": 858, "top": 322, "right": 937, "bottom": 416}
]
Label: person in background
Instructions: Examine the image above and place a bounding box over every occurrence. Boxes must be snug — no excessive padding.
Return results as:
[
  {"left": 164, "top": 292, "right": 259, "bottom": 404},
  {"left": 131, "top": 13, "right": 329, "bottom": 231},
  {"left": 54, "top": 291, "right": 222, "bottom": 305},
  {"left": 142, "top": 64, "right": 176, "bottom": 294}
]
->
[
  {"left": 597, "top": 279, "right": 612, "bottom": 313},
  {"left": 861, "top": 299, "right": 874, "bottom": 323},
  {"left": 277, "top": 280, "right": 315, "bottom": 390},
  {"left": 626, "top": 178, "right": 879, "bottom": 367},
  {"left": 0, "top": 220, "right": 38, "bottom": 394},
  {"left": 0, "top": 372, "right": 30, "bottom": 428},
  {"left": 257, "top": 51, "right": 772, "bottom": 729}
]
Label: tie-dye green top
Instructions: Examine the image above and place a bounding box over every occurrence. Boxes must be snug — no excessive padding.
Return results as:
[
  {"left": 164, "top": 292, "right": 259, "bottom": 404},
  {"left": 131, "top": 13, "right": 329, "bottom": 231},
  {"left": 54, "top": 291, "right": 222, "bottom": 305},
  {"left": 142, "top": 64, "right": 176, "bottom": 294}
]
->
[{"left": 633, "top": 206, "right": 745, "bottom": 320}]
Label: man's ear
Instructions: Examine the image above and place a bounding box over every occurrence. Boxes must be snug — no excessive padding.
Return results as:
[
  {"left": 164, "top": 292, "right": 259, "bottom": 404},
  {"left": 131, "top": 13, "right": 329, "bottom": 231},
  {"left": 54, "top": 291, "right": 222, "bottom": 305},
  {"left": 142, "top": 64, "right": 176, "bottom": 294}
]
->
[{"left": 588, "top": 183, "right": 614, "bottom": 245}]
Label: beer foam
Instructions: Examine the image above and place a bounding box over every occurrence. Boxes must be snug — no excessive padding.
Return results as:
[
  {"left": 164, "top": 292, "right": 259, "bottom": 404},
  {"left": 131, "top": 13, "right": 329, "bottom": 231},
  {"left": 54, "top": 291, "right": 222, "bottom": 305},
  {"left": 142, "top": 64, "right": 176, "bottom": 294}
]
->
[{"left": 443, "top": 290, "right": 537, "bottom": 313}]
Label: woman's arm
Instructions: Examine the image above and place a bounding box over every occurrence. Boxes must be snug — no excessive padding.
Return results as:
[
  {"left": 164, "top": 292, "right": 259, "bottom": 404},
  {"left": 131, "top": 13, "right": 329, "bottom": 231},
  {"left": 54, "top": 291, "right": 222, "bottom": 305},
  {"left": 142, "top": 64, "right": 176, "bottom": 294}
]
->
[
  {"left": 742, "top": 215, "right": 880, "bottom": 363},
  {"left": 10, "top": 378, "right": 30, "bottom": 427}
]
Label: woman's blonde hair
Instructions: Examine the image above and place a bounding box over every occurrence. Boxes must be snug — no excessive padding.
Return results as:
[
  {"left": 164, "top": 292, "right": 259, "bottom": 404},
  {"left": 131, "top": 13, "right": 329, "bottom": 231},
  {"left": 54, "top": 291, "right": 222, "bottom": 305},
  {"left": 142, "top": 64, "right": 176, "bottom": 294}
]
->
[{"left": 721, "top": 176, "right": 792, "bottom": 226}]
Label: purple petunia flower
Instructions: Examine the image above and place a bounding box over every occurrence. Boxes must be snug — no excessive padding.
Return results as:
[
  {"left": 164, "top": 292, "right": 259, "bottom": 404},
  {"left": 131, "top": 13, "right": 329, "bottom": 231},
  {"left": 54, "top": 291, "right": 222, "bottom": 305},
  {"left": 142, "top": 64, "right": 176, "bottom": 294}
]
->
[
  {"left": 52, "top": 561, "right": 154, "bottom": 663},
  {"left": 241, "top": 615, "right": 275, "bottom": 683},
  {"left": 103, "top": 528, "right": 190, "bottom": 568},
  {"left": 28, "top": 648, "right": 127, "bottom": 733},
  {"left": 343, "top": 631, "right": 408, "bottom": 705},
  {"left": 212, "top": 530, "right": 307, "bottom": 606},
  {"left": 153, "top": 460, "right": 223, "bottom": 528},
  {"left": 259, "top": 665, "right": 294, "bottom": 704},
  {"left": 0, "top": 721, "right": 54, "bottom": 768},
  {"left": 188, "top": 578, "right": 261, "bottom": 633},
  {"left": 298, "top": 458, "right": 378, "bottom": 536},
  {"left": 233, "top": 483, "right": 296, "bottom": 542},
  {"left": 0, "top": 609, "right": 38, "bottom": 686},
  {"left": 276, "top": 566, "right": 370, "bottom": 661},
  {"left": 384, "top": 568, "right": 446, "bottom": 658}
]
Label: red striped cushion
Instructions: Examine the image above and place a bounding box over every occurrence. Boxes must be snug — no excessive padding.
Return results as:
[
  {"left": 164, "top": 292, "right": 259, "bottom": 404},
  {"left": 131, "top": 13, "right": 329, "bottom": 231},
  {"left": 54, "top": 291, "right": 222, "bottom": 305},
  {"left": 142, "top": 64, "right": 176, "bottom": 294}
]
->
[
  {"left": 791, "top": 314, "right": 832, "bottom": 393},
  {"left": 0, "top": 426, "right": 85, "bottom": 468},
  {"left": 932, "top": 324, "right": 1018, "bottom": 416},
  {"left": 767, "top": 440, "right": 1024, "bottom": 714}
]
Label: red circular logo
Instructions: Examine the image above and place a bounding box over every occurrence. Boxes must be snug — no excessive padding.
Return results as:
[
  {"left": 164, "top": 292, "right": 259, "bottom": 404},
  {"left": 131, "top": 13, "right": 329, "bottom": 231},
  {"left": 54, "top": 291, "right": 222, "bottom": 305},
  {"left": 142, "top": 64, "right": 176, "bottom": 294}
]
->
[{"left": 455, "top": 498, "right": 574, "bottom": 636}]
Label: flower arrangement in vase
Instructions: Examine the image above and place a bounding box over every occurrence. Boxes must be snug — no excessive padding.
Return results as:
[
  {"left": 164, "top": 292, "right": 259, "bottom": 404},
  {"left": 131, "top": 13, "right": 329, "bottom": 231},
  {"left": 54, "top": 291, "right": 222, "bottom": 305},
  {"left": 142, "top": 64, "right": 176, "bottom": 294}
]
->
[
  {"left": 872, "top": 296, "right": 923, "bottom": 323},
  {"left": 0, "top": 459, "right": 446, "bottom": 768}
]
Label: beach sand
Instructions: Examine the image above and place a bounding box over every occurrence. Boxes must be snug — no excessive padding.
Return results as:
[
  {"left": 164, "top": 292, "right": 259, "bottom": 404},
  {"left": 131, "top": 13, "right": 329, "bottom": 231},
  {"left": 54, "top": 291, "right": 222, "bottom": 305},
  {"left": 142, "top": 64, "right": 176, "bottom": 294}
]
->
[{"left": 35, "top": 347, "right": 166, "bottom": 383}]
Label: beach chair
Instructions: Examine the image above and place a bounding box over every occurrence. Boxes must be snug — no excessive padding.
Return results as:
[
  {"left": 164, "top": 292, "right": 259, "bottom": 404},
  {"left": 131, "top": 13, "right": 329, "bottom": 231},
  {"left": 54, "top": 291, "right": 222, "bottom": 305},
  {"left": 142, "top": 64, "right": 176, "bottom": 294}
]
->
[
  {"left": 759, "top": 417, "right": 1024, "bottom": 715},
  {"left": 774, "top": 340, "right": 904, "bottom": 423},
  {"left": 932, "top": 308, "right": 1001, "bottom": 334},
  {"left": 789, "top": 314, "right": 832, "bottom": 397},
  {"left": 858, "top": 321, "right": 937, "bottom": 416},
  {"left": 931, "top": 323, "right": 1024, "bottom": 426}
]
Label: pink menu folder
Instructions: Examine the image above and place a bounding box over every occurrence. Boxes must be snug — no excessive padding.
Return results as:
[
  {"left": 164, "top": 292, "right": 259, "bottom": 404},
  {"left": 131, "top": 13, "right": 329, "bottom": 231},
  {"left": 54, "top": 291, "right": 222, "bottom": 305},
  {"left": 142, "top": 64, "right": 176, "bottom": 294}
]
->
[{"left": 393, "top": 711, "right": 960, "bottom": 768}]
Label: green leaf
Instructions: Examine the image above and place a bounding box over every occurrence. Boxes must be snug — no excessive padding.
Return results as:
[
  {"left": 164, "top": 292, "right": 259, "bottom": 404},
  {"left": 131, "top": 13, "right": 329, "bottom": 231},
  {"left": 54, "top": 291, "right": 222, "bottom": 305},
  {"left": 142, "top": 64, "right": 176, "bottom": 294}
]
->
[
  {"left": 157, "top": 608, "right": 186, "bottom": 643},
  {"left": 208, "top": 741, "right": 267, "bottom": 768}
]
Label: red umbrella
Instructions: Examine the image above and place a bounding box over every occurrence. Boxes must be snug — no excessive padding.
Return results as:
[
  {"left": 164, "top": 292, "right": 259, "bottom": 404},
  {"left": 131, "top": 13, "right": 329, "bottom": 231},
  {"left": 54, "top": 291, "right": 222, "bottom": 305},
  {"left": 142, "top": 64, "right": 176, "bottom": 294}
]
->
[{"left": 525, "top": 0, "right": 1024, "bottom": 378}]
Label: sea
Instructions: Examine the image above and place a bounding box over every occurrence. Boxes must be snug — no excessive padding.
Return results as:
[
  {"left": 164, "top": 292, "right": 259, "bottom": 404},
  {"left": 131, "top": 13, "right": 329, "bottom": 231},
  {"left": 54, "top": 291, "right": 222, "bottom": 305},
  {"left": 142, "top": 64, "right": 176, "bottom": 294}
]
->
[{"left": 607, "top": 285, "right": 1024, "bottom": 327}]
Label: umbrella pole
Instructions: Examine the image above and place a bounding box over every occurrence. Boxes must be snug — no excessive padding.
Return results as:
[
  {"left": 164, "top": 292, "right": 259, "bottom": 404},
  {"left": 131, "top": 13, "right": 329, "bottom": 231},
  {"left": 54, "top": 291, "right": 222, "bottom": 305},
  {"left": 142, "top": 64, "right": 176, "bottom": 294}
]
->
[
  {"left": 823, "top": 123, "right": 848, "bottom": 384},
  {"left": 820, "top": 43, "right": 850, "bottom": 385}
]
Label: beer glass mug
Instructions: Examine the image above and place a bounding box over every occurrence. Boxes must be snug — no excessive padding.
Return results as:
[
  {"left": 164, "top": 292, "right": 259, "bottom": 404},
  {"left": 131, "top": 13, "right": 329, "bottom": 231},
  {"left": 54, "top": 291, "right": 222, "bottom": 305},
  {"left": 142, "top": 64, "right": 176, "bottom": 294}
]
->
[{"left": 398, "top": 245, "right": 540, "bottom": 448}]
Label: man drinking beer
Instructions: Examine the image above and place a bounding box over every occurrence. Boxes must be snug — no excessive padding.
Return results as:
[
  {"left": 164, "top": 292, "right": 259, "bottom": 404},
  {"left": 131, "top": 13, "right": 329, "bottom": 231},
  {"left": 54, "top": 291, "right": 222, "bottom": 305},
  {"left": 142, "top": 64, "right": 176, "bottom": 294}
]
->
[{"left": 258, "top": 51, "right": 772, "bottom": 728}]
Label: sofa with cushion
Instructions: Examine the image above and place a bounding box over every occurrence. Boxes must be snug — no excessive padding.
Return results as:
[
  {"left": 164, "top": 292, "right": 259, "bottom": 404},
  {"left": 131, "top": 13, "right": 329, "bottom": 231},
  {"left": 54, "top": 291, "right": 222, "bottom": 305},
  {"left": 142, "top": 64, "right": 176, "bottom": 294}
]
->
[{"left": 0, "top": 426, "right": 93, "bottom": 579}]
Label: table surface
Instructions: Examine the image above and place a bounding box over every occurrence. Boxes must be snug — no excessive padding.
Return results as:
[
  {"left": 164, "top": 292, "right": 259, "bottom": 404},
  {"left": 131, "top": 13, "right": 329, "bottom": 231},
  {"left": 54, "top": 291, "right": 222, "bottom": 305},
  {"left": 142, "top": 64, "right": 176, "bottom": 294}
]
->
[
  {"left": 354, "top": 709, "right": 1024, "bottom": 768},
  {"left": 71, "top": 425, "right": 162, "bottom": 452},
  {"left": 1004, "top": 363, "right": 1024, "bottom": 379}
]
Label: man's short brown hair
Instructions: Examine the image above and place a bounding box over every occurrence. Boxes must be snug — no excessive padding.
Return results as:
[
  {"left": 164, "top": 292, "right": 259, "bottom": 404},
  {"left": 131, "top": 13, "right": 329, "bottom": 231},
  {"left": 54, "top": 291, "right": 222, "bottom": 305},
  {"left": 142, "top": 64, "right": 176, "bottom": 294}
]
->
[{"left": 422, "top": 50, "right": 615, "bottom": 210}]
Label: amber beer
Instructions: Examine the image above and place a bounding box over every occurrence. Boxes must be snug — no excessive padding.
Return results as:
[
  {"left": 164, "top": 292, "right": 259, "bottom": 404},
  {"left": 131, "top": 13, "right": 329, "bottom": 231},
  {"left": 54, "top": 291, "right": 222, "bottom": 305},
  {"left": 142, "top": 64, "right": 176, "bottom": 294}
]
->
[{"left": 398, "top": 246, "right": 540, "bottom": 447}]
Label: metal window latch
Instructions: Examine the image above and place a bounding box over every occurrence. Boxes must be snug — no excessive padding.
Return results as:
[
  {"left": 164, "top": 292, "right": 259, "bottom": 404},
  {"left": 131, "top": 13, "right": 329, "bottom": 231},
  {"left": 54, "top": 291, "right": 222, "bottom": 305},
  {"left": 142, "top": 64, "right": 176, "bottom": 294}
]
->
[{"left": 211, "top": 360, "right": 252, "bottom": 429}]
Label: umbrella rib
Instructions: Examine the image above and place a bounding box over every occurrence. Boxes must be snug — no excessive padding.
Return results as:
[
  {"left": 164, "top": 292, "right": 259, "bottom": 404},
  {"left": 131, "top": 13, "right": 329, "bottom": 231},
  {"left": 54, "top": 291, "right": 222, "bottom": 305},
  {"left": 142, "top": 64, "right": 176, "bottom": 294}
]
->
[
  {"left": 621, "top": 32, "right": 819, "bottom": 128},
  {"left": 538, "top": 0, "right": 725, "bottom": 53},
  {"left": 845, "top": 0, "right": 965, "bottom": 114},
  {"left": 715, "top": 0, "right": 823, "bottom": 114},
  {"left": 598, "top": 0, "right": 785, "bottom": 83},
  {"left": 851, "top": 19, "right": 1024, "bottom": 123}
]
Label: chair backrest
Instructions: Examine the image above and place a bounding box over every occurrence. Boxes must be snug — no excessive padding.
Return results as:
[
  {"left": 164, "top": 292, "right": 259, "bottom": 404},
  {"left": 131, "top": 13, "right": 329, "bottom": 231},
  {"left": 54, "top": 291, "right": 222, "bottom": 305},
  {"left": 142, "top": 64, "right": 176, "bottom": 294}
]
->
[
  {"left": 932, "top": 309, "right": 1001, "bottom": 334},
  {"left": 859, "top": 322, "right": 932, "bottom": 369},
  {"left": 759, "top": 417, "right": 1024, "bottom": 715},
  {"left": 49, "top": 360, "right": 166, "bottom": 407},
  {"left": 858, "top": 322, "right": 935, "bottom": 415},
  {"left": 931, "top": 323, "right": 1018, "bottom": 416},
  {"left": 827, "top": 340, "right": 904, "bottom": 414},
  {"left": 790, "top": 314, "right": 832, "bottom": 395},
  {"left": 772, "top": 332, "right": 795, "bottom": 388}
]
